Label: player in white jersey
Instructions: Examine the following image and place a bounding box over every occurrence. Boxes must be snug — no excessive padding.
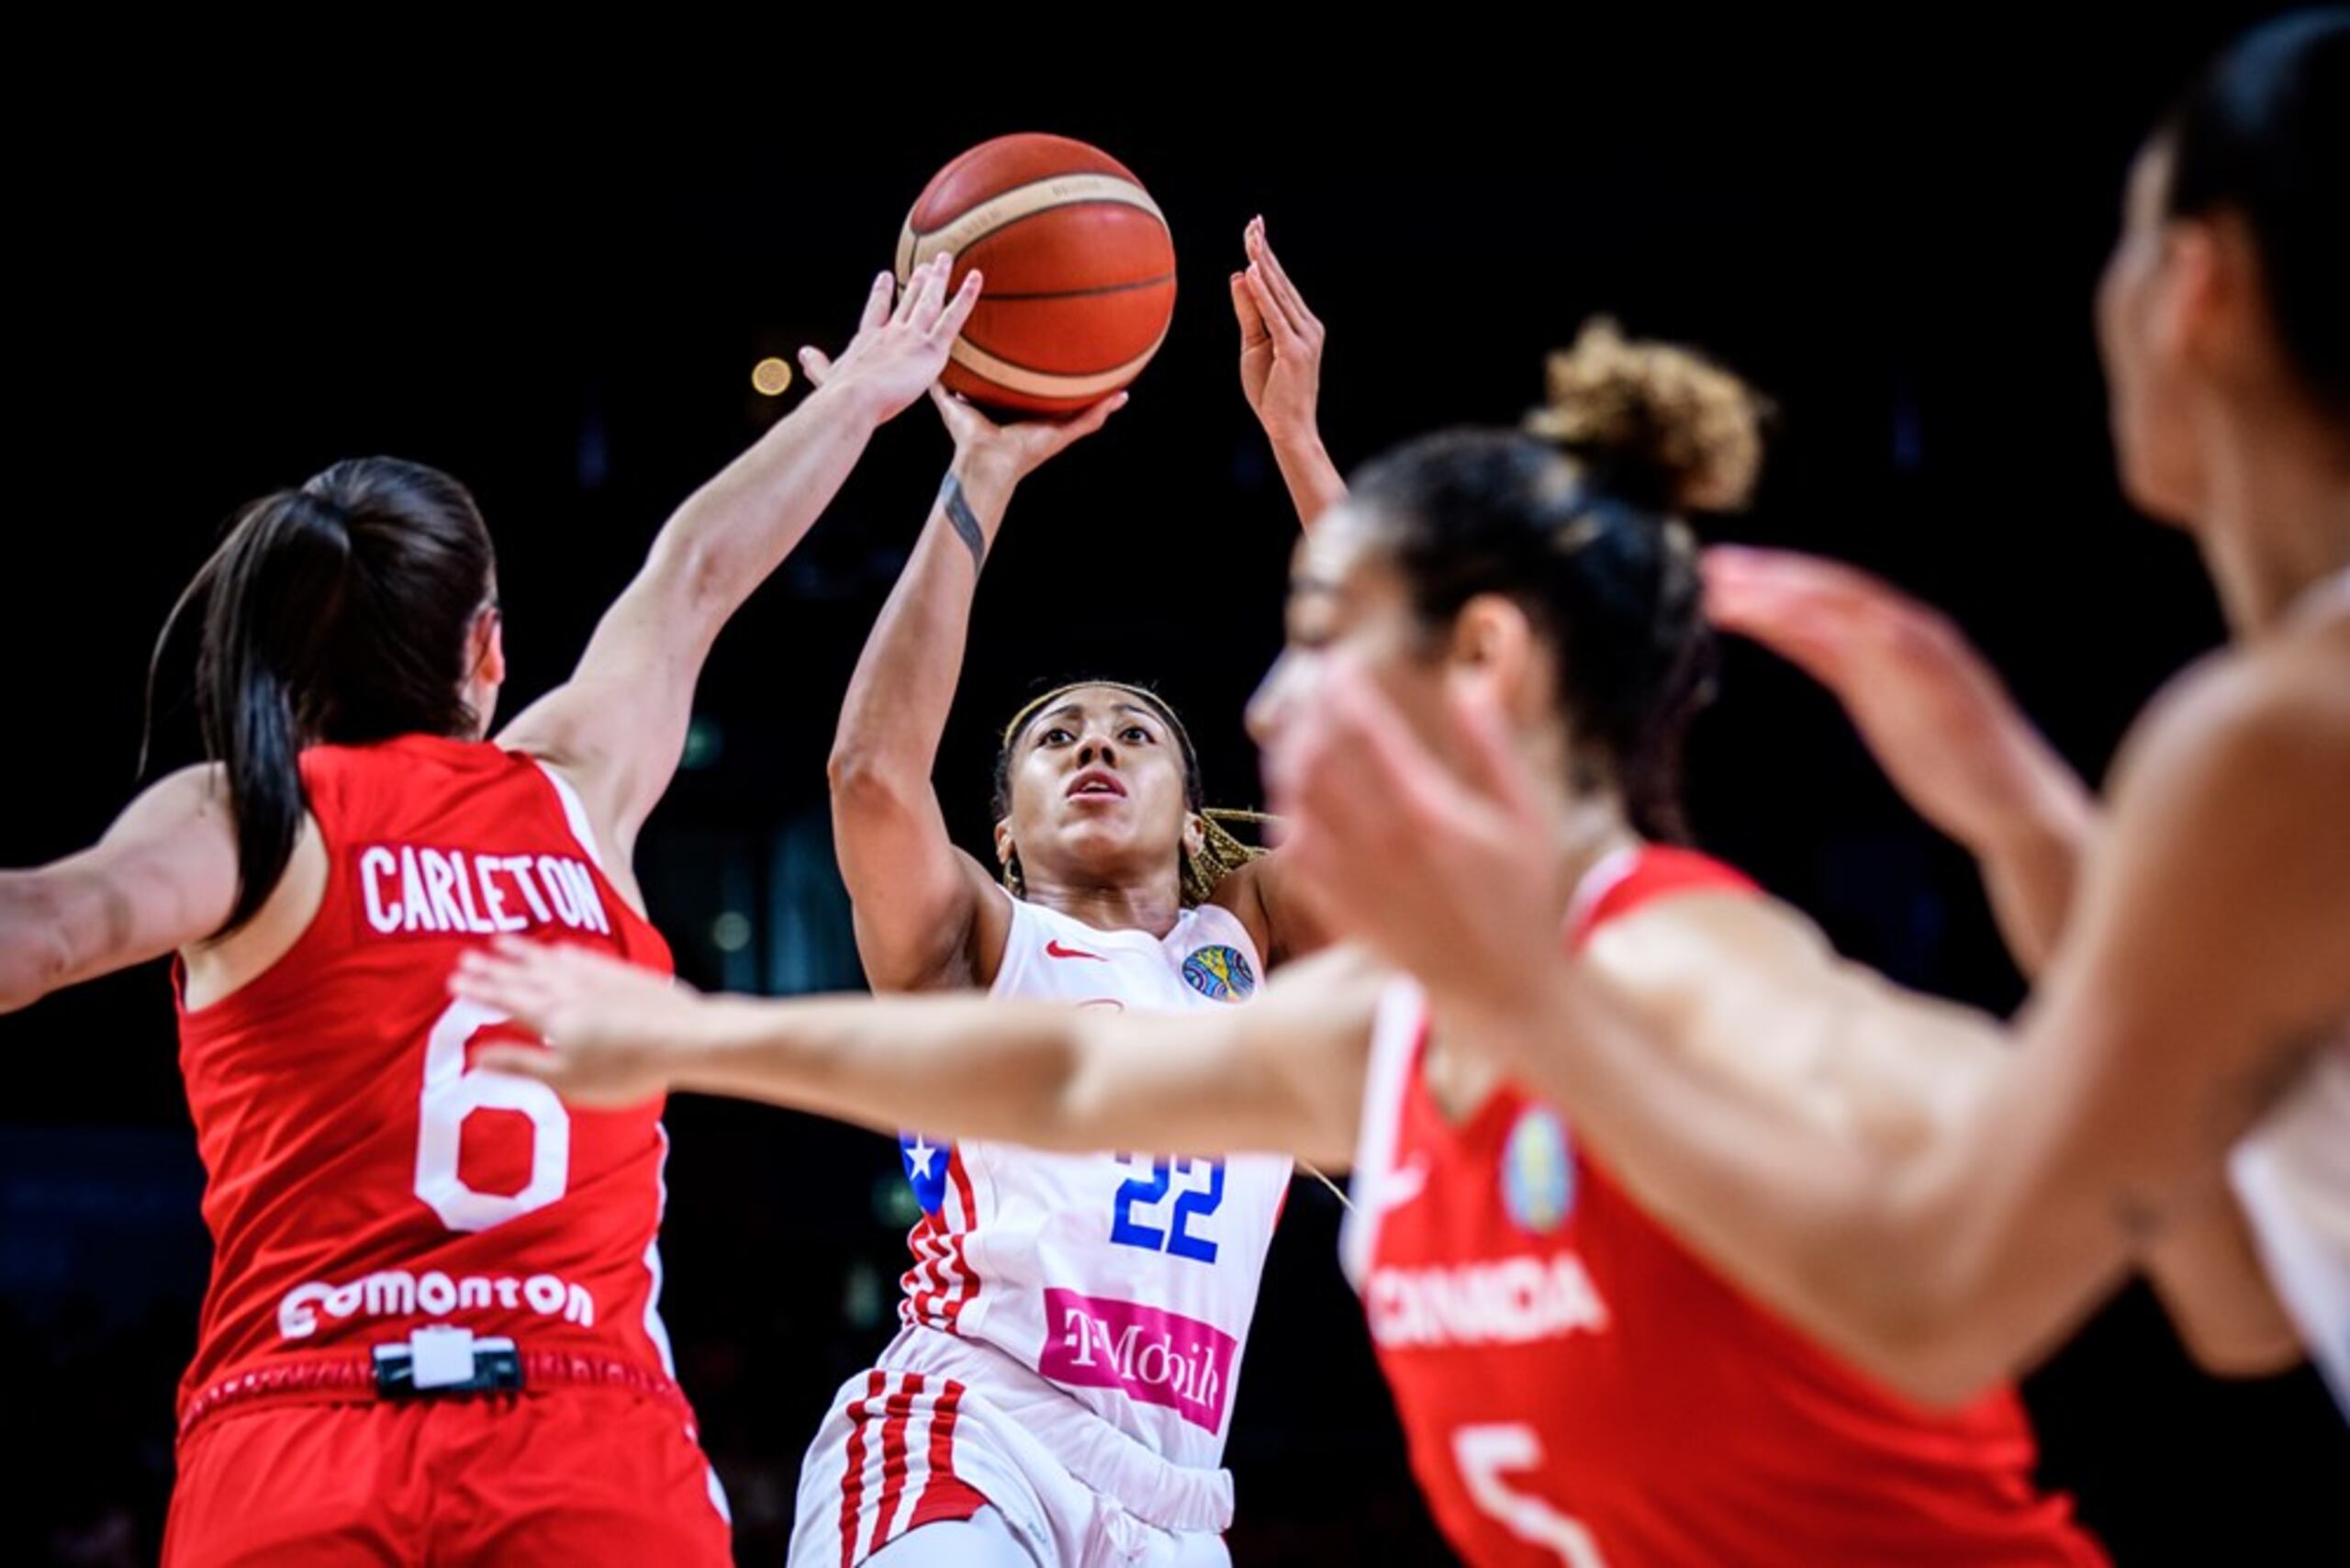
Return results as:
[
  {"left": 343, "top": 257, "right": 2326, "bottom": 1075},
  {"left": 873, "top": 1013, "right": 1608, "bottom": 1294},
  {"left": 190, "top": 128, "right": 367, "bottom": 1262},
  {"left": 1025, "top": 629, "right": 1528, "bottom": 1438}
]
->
[
  {"left": 1253, "top": 11, "right": 2350, "bottom": 1425},
  {"left": 789, "top": 221, "right": 1337, "bottom": 1567}
]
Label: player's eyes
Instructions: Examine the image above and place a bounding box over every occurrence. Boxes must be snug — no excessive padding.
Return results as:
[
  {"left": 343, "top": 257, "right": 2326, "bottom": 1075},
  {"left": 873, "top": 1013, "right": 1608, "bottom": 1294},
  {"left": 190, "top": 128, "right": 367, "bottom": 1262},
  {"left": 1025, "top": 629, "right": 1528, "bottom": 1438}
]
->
[
  {"left": 1041, "top": 727, "right": 1075, "bottom": 746},
  {"left": 1122, "top": 726, "right": 1153, "bottom": 745}
]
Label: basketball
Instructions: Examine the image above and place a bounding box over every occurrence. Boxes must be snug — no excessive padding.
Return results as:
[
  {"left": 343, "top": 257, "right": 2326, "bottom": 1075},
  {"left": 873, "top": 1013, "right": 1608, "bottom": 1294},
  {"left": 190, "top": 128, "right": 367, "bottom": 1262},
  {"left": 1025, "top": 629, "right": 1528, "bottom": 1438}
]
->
[{"left": 895, "top": 133, "right": 1176, "bottom": 416}]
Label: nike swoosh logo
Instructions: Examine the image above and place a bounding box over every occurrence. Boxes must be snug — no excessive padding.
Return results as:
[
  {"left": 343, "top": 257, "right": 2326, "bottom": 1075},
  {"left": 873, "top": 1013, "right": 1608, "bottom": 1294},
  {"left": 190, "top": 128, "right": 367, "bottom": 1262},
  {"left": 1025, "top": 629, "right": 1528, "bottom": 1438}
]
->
[
  {"left": 1376, "top": 1160, "right": 1430, "bottom": 1214},
  {"left": 1046, "top": 940, "right": 1106, "bottom": 961}
]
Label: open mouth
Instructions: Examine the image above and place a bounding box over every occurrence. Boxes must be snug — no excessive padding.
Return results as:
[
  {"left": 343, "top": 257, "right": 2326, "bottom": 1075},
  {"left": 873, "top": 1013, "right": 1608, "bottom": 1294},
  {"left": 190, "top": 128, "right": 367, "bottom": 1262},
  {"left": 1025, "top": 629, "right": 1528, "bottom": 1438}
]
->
[{"left": 1066, "top": 768, "right": 1127, "bottom": 801}]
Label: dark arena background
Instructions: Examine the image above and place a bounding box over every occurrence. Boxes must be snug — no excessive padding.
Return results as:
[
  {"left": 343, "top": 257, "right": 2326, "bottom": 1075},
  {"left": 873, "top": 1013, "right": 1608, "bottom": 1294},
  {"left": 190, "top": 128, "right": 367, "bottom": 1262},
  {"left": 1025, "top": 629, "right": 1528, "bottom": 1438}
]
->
[{"left": 6, "top": 18, "right": 2345, "bottom": 1565}]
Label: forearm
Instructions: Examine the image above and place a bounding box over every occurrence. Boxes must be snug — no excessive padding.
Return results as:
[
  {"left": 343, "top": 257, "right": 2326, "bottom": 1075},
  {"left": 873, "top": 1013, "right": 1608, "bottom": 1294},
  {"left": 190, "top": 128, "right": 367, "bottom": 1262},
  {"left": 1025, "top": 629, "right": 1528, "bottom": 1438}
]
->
[
  {"left": 2140, "top": 1182, "right": 2305, "bottom": 1376},
  {"left": 829, "top": 457, "right": 1016, "bottom": 787},
  {"left": 1972, "top": 777, "right": 2097, "bottom": 976},
  {"left": 1265, "top": 430, "right": 1346, "bottom": 530},
  {"left": 0, "top": 873, "right": 72, "bottom": 1014},
  {"left": 646, "top": 378, "right": 894, "bottom": 637},
  {"left": 668, "top": 992, "right": 1255, "bottom": 1156}
]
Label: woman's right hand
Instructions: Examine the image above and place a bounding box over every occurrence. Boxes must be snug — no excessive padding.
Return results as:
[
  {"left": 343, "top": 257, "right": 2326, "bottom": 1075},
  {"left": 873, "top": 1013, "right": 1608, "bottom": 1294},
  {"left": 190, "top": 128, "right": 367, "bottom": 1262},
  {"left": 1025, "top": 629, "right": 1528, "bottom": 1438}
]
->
[
  {"left": 453, "top": 936, "right": 707, "bottom": 1108},
  {"left": 927, "top": 383, "right": 1127, "bottom": 489}
]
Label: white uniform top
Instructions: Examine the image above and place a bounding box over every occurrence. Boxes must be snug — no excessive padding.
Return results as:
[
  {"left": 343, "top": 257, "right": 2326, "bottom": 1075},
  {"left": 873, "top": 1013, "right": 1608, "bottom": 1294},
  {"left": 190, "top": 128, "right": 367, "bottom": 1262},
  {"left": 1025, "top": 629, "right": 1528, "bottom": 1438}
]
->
[
  {"left": 887, "top": 896, "right": 1291, "bottom": 1473},
  {"left": 2229, "top": 564, "right": 2350, "bottom": 1418}
]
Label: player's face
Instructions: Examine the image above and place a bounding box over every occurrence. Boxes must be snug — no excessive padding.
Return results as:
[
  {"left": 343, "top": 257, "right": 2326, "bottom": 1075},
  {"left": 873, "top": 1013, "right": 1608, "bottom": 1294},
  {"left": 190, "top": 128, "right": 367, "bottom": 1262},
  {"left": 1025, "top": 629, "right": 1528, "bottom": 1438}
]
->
[
  {"left": 2097, "top": 140, "right": 2207, "bottom": 523},
  {"left": 1250, "top": 505, "right": 1522, "bottom": 779},
  {"left": 1000, "top": 688, "right": 1196, "bottom": 891}
]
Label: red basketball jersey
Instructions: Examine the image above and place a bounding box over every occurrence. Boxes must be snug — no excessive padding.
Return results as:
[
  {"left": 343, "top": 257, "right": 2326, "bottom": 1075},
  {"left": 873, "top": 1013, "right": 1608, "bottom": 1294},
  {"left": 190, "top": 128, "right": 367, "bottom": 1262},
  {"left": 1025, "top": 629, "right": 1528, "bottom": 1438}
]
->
[
  {"left": 1342, "top": 846, "right": 2106, "bottom": 1567},
  {"left": 174, "top": 735, "right": 682, "bottom": 1425}
]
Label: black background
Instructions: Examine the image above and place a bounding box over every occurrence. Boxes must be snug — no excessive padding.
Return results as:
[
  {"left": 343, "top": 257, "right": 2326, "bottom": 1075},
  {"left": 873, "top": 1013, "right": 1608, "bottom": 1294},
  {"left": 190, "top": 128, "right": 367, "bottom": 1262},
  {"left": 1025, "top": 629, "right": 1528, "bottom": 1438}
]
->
[{"left": 6, "top": 17, "right": 2346, "bottom": 1564}]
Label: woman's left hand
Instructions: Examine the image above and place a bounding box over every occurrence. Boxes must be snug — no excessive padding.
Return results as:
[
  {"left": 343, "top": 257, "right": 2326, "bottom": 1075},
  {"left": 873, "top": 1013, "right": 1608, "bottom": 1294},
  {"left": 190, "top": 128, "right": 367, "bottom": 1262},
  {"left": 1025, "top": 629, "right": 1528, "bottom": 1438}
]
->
[{"left": 1266, "top": 659, "right": 1570, "bottom": 1020}]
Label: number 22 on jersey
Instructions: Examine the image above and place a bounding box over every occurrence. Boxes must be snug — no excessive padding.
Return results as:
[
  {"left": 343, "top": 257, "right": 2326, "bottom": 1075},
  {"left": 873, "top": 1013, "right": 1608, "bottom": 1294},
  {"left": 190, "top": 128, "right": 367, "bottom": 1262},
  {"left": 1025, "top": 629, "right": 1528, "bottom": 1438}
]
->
[{"left": 1110, "top": 1154, "right": 1225, "bottom": 1263}]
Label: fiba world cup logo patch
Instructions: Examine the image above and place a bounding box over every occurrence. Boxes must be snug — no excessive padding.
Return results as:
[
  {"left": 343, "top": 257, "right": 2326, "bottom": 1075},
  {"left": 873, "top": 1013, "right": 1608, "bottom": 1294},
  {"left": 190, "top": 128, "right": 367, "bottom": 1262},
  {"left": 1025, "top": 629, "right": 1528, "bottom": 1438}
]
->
[
  {"left": 1181, "top": 945, "right": 1257, "bottom": 1002},
  {"left": 1501, "top": 1107, "right": 1575, "bottom": 1235}
]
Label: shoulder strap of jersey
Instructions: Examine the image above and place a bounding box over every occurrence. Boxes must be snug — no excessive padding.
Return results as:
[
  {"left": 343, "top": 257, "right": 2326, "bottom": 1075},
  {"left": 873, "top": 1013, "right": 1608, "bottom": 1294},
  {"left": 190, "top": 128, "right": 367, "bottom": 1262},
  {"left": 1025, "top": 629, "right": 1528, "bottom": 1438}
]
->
[
  {"left": 1570, "top": 845, "right": 1758, "bottom": 948},
  {"left": 1340, "top": 977, "right": 1428, "bottom": 1291},
  {"left": 532, "top": 760, "right": 607, "bottom": 873}
]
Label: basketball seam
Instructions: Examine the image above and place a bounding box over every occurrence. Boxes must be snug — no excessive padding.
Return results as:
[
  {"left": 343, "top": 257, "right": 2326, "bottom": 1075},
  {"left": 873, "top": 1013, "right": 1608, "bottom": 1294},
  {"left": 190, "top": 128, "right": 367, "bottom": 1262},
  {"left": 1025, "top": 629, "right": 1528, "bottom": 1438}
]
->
[
  {"left": 948, "top": 327, "right": 1169, "bottom": 388},
  {"left": 974, "top": 272, "right": 1178, "bottom": 302},
  {"left": 910, "top": 169, "right": 1161, "bottom": 240}
]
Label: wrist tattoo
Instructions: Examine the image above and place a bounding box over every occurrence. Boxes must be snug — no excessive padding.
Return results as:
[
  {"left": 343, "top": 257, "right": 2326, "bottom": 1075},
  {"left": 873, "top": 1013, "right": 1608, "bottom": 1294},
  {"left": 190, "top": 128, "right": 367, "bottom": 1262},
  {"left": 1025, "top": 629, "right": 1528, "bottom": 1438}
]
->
[{"left": 939, "top": 474, "right": 986, "bottom": 570}]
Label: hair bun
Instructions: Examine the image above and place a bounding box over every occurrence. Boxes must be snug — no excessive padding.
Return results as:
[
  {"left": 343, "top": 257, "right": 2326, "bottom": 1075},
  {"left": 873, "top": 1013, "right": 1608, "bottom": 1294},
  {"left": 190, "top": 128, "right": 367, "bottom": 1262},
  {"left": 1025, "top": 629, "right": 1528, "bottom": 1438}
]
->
[{"left": 1524, "top": 318, "right": 1765, "bottom": 513}]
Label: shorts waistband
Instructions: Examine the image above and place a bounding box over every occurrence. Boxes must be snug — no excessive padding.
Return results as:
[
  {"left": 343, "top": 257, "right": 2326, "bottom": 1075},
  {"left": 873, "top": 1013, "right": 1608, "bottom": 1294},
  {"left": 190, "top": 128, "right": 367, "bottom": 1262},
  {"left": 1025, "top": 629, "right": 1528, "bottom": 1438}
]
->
[
  {"left": 878, "top": 1327, "right": 1233, "bottom": 1535},
  {"left": 179, "top": 1348, "right": 691, "bottom": 1440}
]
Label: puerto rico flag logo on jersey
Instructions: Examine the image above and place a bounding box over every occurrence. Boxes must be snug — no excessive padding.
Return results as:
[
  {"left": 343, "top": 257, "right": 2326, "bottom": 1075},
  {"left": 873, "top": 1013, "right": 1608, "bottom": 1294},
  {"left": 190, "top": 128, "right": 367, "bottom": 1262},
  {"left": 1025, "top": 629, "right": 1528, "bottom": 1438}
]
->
[
  {"left": 1181, "top": 945, "right": 1257, "bottom": 1002},
  {"left": 900, "top": 1133, "right": 950, "bottom": 1216},
  {"left": 1501, "top": 1107, "right": 1576, "bottom": 1235}
]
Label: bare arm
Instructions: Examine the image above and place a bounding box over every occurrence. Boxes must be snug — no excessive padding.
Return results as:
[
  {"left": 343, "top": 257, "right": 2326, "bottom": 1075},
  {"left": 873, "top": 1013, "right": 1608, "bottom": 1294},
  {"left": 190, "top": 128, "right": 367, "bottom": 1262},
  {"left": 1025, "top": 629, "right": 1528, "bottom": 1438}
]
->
[
  {"left": 499, "top": 259, "right": 980, "bottom": 876},
  {"left": 1704, "top": 546, "right": 2302, "bottom": 1372},
  {"left": 0, "top": 766, "right": 238, "bottom": 1013},
  {"left": 1273, "top": 648, "right": 2347, "bottom": 1405},
  {"left": 453, "top": 937, "right": 1382, "bottom": 1168},
  {"left": 826, "top": 387, "right": 1123, "bottom": 992}
]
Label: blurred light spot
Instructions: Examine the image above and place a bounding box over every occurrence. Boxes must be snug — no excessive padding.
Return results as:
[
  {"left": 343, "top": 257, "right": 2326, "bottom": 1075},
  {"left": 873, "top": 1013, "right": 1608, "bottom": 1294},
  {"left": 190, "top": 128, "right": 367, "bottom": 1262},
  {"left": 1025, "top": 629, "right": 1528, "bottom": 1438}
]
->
[
  {"left": 751, "top": 357, "right": 795, "bottom": 397},
  {"left": 682, "top": 716, "right": 723, "bottom": 771},
  {"left": 711, "top": 912, "right": 753, "bottom": 952}
]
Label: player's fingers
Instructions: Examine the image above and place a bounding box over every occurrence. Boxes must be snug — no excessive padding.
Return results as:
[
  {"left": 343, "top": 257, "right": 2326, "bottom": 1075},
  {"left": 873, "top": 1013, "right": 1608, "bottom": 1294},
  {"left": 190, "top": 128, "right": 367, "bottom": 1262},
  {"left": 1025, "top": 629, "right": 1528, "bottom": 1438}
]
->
[
  {"left": 859, "top": 269, "right": 896, "bottom": 332},
  {"left": 798, "top": 346, "right": 836, "bottom": 386}
]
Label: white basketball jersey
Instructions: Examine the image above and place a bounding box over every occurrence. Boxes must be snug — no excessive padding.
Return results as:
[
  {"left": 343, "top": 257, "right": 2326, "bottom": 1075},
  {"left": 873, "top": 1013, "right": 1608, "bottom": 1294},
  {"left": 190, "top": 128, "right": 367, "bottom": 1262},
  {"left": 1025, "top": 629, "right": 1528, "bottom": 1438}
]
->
[
  {"left": 889, "top": 897, "right": 1291, "bottom": 1470},
  {"left": 2232, "top": 1029, "right": 2350, "bottom": 1418}
]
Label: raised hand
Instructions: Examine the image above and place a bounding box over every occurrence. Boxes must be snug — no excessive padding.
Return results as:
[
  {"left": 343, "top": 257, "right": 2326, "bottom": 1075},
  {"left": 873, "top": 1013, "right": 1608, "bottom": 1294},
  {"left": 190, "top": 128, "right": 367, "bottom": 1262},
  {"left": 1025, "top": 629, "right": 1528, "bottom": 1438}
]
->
[
  {"left": 926, "top": 383, "right": 1127, "bottom": 489},
  {"left": 797, "top": 254, "right": 984, "bottom": 422},
  {"left": 1265, "top": 656, "right": 1569, "bottom": 1015},
  {"left": 1704, "top": 545, "right": 2097, "bottom": 966},
  {"left": 1234, "top": 216, "right": 1326, "bottom": 446},
  {"left": 450, "top": 937, "right": 707, "bottom": 1107}
]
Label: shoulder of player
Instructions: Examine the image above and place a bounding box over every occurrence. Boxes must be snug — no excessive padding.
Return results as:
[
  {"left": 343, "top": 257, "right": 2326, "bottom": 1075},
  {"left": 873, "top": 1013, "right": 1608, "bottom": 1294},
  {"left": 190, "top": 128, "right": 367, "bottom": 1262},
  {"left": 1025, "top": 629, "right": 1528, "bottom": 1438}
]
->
[
  {"left": 106, "top": 762, "right": 234, "bottom": 845},
  {"left": 1583, "top": 889, "right": 1832, "bottom": 1014},
  {"left": 2109, "top": 638, "right": 2350, "bottom": 838}
]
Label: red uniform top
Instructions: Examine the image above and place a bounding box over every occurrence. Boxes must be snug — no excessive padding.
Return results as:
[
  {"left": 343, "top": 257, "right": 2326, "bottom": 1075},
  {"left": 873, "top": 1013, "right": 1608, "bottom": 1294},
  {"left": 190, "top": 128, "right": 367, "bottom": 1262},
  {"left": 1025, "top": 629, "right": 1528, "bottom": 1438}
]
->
[
  {"left": 1341, "top": 845, "right": 2105, "bottom": 1567},
  {"left": 173, "top": 735, "right": 681, "bottom": 1429}
]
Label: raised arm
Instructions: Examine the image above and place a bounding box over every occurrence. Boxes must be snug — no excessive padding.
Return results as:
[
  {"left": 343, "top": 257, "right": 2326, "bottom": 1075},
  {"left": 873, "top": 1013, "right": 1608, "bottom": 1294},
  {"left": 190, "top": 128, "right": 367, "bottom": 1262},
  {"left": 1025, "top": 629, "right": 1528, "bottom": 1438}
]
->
[
  {"left": 0, "top": 765, "right": 238, "bottom": 1013},
  {"left": 498, "top": 256, "right": 980, "bottom": 881},
  {"left": 825, "top": 383, "right": 1123, "bottom": 992},
  {"left": 453, "top": 936, "right": 1381, "bottom": 1168}
]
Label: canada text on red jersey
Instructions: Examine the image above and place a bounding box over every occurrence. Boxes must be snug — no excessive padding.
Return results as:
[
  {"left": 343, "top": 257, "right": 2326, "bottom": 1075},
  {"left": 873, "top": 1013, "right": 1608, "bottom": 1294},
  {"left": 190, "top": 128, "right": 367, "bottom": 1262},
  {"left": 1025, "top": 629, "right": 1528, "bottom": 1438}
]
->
[
  {"left": 1345, "top": 846, "right": 2107, "bottom": 1568},
  {"left": 173, "top": 736, "right": 680, "bottom": 1419}
]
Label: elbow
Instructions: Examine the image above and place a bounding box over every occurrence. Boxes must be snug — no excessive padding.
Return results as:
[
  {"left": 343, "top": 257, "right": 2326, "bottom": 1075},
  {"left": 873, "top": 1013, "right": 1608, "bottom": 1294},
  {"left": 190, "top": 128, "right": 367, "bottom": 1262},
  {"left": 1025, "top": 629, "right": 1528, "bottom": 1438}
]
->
[
  {"left": 827, "top": 743, "right": 923, "bottom": 819},
  {"left": 1784, "top": 1189, "right": 2010, "bottom": 1412}
]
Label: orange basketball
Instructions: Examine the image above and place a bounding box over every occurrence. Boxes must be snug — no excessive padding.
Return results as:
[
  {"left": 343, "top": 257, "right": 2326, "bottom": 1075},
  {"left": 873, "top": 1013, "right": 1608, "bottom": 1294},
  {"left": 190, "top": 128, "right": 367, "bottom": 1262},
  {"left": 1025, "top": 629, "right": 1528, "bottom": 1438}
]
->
[{"left": 895, "top": 133, "right": 1176, "bottom": 416}]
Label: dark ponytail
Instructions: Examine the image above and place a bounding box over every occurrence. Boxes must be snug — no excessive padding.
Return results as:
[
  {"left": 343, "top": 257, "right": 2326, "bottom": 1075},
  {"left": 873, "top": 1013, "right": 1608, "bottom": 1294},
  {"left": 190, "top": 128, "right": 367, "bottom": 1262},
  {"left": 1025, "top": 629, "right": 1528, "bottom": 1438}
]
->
[
  {"left": 2161, "top": 9, "right": 2350, "bottom": 418},
  {"left": 145, "top": 457, "right": 496, "bottom": 934},
  {"left": 1351, "top": 320, "right": 1766, "bottom": 841}
]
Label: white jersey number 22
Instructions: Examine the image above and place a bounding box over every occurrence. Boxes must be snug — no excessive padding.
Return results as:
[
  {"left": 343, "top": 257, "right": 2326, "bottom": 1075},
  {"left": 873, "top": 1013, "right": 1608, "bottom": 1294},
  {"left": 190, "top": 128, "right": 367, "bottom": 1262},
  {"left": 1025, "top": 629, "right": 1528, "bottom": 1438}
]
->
[{"left": 1452, "top": 1424, "right": 1610, "bottom": 1567}]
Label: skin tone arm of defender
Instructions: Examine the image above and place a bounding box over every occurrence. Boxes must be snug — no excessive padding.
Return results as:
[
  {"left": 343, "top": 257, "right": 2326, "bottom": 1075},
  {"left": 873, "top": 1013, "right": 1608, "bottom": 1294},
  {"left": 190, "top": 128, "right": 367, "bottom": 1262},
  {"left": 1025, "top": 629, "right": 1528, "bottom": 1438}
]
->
[
  {"left": 0, "top": 261, "right": 979, "bottom": 1014},
  {"left": 822, "top": 367, "right": 1125, "bottom": 995},
  {"left": 498, "top": 256, "right": 982, "bottom": 904},
  {"left": 1707, "top": 544, "right": 2302, "bottom": 1374},
  {"left": 450, "top": 936, "right": 1382, "bottom": 1170},
  {"left": 1272, "top": 645, "right": 2350, "bottom": 1406}
]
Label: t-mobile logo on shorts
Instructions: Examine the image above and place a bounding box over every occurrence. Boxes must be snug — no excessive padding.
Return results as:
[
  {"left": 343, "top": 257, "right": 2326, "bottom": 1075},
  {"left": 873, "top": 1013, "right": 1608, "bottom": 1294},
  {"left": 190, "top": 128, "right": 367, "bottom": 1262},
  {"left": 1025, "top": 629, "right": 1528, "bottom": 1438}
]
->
[{"left": 1040, "top": 1288, "right": 1238, "bottom": 1433}]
